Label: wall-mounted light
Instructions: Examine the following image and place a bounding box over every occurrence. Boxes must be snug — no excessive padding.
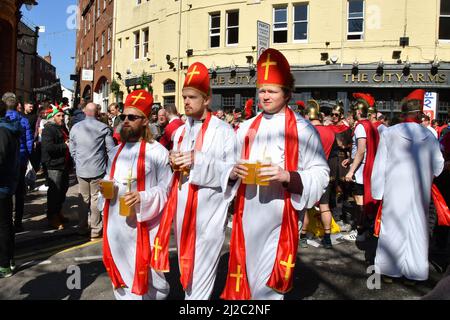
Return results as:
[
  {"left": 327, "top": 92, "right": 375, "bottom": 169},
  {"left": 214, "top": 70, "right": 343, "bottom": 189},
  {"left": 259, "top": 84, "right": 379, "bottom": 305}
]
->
[
  {"left": 186, "top": 49, "right": 193, "bottom": 57},
  {"left": 431, "top": 57, "right": 440, "bottom": 75},
  {"left": 376, "top": 60, "right": 384, "bottom": 75},
  {"left": 352, "top": 59, "right": 359, "bottom": 75},
  {"left": 403, "top": 58, "right": 411, "bottom": 75},
  {"left": 320, "top": 52, "right": 329, "bottom": 61}
]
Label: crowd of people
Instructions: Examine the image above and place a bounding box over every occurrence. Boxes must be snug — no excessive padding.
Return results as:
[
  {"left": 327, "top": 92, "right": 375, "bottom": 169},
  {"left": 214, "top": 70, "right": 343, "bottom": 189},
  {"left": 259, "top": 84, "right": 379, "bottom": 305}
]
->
[{"left": 0, "top": 48, "right": 449, "bottom": 301}]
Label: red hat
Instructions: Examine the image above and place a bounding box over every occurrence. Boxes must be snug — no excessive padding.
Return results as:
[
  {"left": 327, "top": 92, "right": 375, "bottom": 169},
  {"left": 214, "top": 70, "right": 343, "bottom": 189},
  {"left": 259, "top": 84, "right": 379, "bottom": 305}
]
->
[
  {"left": 296, "top": 100, "right": 305, "bottom": 110},
  {"left": 353, "top": 93, "right": 375, "bottom": 108},
  {"left": 244, "top": 98, "right": 254, "bottom": 120},
  {"left": 124, "top": 89, "right": 154, "bottom": 117},
  {"left": 405, "top": 89, "right": 425, "bottom": 102},
  {"left": 256, "top": 48, "right": 293, "bottom": 89},
  {"left": 183, "top": 62, "right": 210, "bottom": 96}
]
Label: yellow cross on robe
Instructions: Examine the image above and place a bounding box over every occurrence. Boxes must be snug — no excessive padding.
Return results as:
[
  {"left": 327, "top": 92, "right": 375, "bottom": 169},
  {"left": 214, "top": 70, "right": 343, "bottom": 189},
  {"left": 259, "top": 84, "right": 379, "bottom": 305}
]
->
[
  {"left": 261, "top": 53, "right": 277, "bottom": 81},
  {"left": 230, "top": 265, "right": 244, "bottom": 292},
  {"left": 280, "top": 254, "right": 295, "bottom": 280},
  {"left": 153, "top": 237, "right": 162, "bottom": 261}
]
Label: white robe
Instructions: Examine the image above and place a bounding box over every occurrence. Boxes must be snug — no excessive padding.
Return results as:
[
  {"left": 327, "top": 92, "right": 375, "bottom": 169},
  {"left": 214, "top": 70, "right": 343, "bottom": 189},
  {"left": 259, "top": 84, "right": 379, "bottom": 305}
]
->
[
  {"left": 172, "top": 115, "right": 237, "bottom": 300},
  {"left": 372, "top": 123, "right": 444, "bottom": 281},
  {"left": 224, "top": 112, "right": 329, "bottom": 299},
  {"left": 98, "top": 141, "right": 172, "bottom": 300}
]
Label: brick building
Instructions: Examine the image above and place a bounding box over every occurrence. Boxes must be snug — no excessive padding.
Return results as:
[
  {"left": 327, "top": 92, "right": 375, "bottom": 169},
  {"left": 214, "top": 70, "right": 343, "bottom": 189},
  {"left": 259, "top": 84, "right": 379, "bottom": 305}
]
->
[
  {"left": 0, "top": 0, "right": 38, "bottom": 96},
  {"left": 74, "top": 0, "right": 114, "bottom": 111}
]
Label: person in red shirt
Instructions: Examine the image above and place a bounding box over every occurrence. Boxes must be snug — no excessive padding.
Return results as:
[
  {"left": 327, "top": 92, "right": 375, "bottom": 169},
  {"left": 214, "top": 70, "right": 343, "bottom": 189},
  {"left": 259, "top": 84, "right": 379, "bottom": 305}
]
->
[
  {"left": 301, "top": 100, "right": 338, "bottom": 249},
  {"left": 159, "top": 104, "right": 184, "bottom": 150}
]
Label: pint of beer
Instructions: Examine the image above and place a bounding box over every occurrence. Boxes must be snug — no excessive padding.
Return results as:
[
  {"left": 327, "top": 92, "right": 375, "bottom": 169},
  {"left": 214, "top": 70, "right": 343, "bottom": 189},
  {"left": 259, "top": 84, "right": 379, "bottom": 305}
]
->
[
  {"left": 119, "top": 196, "right": 134, "bottom": 217},
  {"left": 256, "top": 159, "right": 271, "bottom": 186},
  {"left": 100, "top": 180, "right": 114, "bottom": 200},
  {"left": 242, "top": 161, "right": 257, "bottom": 185}
]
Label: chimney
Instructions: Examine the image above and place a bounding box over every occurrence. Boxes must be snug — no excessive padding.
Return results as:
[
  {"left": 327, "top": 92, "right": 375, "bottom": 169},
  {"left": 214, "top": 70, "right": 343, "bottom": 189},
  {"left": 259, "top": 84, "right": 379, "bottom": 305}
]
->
[{"left": 44, "top": 52, "right": 51, "bottom": 64}]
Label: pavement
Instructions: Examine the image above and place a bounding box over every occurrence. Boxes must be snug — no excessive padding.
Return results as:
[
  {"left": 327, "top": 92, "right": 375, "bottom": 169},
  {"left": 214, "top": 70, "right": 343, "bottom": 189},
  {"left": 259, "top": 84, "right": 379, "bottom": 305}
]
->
[{"left": 1, "top": 172, "right": 449, "bottom": 300}]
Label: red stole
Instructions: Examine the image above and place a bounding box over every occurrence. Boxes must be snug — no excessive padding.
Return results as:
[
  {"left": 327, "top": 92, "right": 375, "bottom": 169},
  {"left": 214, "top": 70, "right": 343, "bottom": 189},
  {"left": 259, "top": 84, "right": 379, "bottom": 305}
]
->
[
  {"left": 151, "top": 112, "right": 212, "bottom": 291},
  {"left": 221, "top": 107, "right": 299, "bottom": 300},
  {"left": 102, "top": 140, "right": 151, "bottom": 295},
  {"left": 356, "top": 120, "right": 380, "bottom": 218}
]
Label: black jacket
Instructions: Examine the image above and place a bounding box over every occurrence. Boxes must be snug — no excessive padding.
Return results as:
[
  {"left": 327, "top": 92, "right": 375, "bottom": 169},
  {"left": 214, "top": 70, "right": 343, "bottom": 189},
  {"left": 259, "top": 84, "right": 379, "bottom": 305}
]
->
[
  {"left": 0, "top": 118, "right": 21, "bottom": 198},
  {"left": 41, "top": 122, "right": 70, "bottom": 170}
]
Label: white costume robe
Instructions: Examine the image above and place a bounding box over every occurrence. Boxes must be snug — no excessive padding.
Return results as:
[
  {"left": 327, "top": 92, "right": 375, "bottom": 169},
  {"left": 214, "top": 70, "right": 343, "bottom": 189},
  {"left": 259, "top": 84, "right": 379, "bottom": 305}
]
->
[
  {"left": 172, "top": 115, "right": 236, "bottom": 300},
  {"left": 98, "top": 141, "right": 172, "bottom": 300},
  {"left": 372, "top": 123, "right": 444, "bottom": 281},
  {"left": 224, "top": 112, "right": 329, "bottom": 299}
]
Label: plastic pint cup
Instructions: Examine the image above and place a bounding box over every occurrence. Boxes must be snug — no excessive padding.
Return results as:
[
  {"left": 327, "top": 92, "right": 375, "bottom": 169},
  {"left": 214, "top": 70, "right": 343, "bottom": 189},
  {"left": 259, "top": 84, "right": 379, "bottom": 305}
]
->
[
  {"left": 256, "top": 159, "right": 271, "bottom": 186},
  {"left": 100, "top": 180, "right": 114, "bottom": 200},
  {"left": 119, "top": 196, "right": 134, "bottom": 217},
  {"left": 241, "top": 161, "right": 257, "bottom": 185}
]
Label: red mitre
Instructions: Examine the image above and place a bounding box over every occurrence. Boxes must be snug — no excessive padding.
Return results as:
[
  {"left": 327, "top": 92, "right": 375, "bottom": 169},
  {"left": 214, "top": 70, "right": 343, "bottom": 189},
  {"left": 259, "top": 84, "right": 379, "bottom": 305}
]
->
[
  {"left": 256, "top": 48, "right": 292, "bottom": 88},
  {"left": 183, "top": 62, "right": 210, "bottom": 96},
  {"left": 353, "top": 93, "right": 375, "bottom": 108},
  {"left": 124, "top": 89, "right": 154, "bottom": 117}
]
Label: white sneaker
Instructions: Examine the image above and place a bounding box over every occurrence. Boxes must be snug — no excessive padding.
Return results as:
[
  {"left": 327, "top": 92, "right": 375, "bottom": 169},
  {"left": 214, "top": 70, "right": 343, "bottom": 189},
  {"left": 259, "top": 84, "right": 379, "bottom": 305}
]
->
[
  {"left": 343, "top": 229, "right": 358, "bottom": 241},
  {"left": 337, "top": 221, "right": 352, "bottom": 232},
  {"left": 38, "top": 185, "right": 49, "bottom": 192}
]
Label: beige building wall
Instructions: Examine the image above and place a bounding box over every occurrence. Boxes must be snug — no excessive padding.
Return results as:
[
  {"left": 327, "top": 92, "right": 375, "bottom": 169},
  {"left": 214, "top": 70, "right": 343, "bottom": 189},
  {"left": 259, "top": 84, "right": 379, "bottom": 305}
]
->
[{"left": 112, "top": 0, "right": 450, "bottom": 112}]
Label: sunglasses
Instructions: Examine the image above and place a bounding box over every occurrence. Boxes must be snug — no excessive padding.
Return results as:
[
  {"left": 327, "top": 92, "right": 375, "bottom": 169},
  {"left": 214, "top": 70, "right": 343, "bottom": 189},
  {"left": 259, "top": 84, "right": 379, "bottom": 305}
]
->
[
  {"left": 331, "top": 113, "right": 340, "bottom": 117},
  {"left": 119, "top": 114, "right": 145, "bottom": 121}
]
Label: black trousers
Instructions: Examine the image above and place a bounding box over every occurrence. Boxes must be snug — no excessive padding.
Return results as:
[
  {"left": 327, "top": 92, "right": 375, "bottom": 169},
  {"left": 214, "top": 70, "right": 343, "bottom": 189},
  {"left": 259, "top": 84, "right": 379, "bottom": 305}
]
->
[
  {"left": 0, "top": 196, "right": 14, "bottom": 268},
  {"left": 14, "top": 164, "right": 26, "bottom": 227},
  {"left": 46, "top": 169, "right": 69, "bottom": 220}
]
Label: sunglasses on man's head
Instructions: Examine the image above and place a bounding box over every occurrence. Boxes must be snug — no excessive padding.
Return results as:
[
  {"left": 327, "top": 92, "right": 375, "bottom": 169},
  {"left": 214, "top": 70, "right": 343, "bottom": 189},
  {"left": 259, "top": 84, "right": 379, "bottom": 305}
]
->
[{"left": 119, "top": 114, "right": 145, "bottom": 121}]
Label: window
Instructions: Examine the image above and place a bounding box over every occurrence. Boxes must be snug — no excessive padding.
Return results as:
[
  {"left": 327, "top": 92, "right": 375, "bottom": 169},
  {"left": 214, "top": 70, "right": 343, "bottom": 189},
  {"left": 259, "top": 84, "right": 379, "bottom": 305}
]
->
[
  {"left": 142, "top": 28, "right": 149, "bottom": 58},
  {"left": 86, "top": 47, "right": 90, "bottom": 67},
  {"left": 107, "top": 25, "right": 112, "bottom": 52},
  {"left": 439, "top": 0, "right": 450, "bottom": 40},
  {"left": 347, "top": 0, "right": 364, "bottom": 40},
  {"left": 83, "top": 15, "right": 86, "bottom": 35},
  {"left": 104, "top": 0, "right": 107, "bottom": 10},
  {"left": 273, "top": 6, "right": 288, "bottom": 43},
  {"left": 226, "top": 11, "right": 239, "bottom": 46},
  {"left": 91, "top": 46, "right": 94, "bottom": 67},
  {"left": 134, "top": 31, "right": 140, "bottom": 59},
  {"left": 293, "top": 3, "right": 308, "bottom": 42},
  {"left": 164, "top": 79, "right": 176, "bottom": 93},
  {"left": 163, "top": 96, "right": 175, "bottom": 106},
  {"left": 209, "top": 13, "right": 220, "bottom": 48},
  {"left": 97, "top": 1, "right": 100, "bottom": 19},
  {"left": 95, "top": 38, "right": 99, "bottom": 62},
  {"left": 101, "top": 32, "right": 105, "bottom": 57},
  {"left": 222, "top": 94, "right": 235, "bottom": 108}
]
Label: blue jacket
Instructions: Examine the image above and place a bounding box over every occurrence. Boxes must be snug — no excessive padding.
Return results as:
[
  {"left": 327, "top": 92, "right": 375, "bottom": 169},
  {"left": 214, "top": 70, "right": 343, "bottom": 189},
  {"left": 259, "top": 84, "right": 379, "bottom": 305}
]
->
[
  {"left": 5, "top": 109, "right": 33, "bottom": 165},
  {"left": 0, "top": 117, "right": 21, "bottom": 198}
]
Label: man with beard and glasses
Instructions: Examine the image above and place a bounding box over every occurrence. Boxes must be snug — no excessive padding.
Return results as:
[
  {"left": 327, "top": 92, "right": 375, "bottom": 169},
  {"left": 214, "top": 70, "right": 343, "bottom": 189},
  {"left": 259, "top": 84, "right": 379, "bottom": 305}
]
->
[
  {"left": 151, "top": 62, "right": 237, "bottom": 300},
  {"left": 98, "top": 89, "right": 172, "bottom": 300}
]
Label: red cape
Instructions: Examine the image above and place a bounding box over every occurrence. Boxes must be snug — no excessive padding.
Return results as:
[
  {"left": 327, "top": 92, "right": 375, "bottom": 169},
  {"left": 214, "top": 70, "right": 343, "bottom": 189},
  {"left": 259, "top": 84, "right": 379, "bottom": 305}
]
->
[
  {"left": 329, "top": 124, "right": 350, "bottom": 134},
  {"left": 315, "top": 125, "right": 336, "bottom": 160}
]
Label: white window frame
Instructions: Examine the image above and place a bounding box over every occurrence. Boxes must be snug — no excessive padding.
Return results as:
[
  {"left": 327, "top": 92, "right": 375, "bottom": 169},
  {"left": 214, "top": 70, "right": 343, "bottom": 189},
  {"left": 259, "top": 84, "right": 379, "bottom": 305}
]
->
[
  {"left": 273, "top": 6, "right": 288, "bottom": 44},
  {"left": 97, "top": 1, "right": 100, "bottom": 19},
  {"left": 134, "top": 31, "right": 140, "bottom": 60},
  {"left": 226, "top": 10, "right": 239, "bottom": 47},
  {"left": 142, "top": 28, "right": 149, "bottom": 58},
  {"left": 103, "top": 0, "right": 107, "bottom": 11},
  {"left": 107, "top": 25, "right": 112, "bottom": 52},
  {"left": 347, "top": 0, "right": 365, "bottom": 41},
  {"left": 209, "top": 13, "right": 221, "bottom": 48},
  {"left": 95, "top": 38, "right": 99, "bottom": 62},
  {"left": 439, "top": 0, "right": 450, "bottom": 41},
  {"left": 292, "top": 3, "right": 308, "bottom": 43},
  {"left": 101, "top": 32, "right": 105, "bottom": 57}
]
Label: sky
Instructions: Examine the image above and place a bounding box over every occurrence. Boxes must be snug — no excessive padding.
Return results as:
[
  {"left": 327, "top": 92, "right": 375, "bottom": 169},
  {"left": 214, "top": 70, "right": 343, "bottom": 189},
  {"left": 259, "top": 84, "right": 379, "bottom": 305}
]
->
[{"left": 21, "top": 0, "right": 78, "bottom": 89}]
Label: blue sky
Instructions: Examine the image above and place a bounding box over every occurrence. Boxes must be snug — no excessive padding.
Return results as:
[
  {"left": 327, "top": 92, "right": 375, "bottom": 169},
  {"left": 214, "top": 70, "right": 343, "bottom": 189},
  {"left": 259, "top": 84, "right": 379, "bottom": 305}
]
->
[{"left": 21, "top": 0, "right": 77, "bottom": 89}]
